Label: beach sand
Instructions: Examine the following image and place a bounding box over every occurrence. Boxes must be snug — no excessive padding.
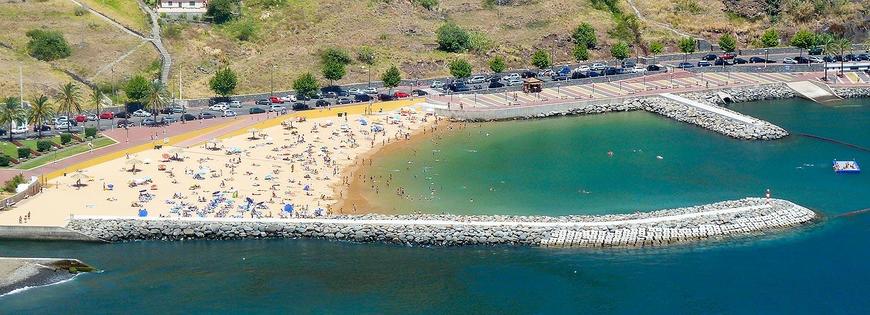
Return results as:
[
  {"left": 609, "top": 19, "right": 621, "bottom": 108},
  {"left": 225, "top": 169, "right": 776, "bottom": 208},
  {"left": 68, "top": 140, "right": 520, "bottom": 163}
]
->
[{"left": 0, "top": 106, "right": 435, "bottom": 226}]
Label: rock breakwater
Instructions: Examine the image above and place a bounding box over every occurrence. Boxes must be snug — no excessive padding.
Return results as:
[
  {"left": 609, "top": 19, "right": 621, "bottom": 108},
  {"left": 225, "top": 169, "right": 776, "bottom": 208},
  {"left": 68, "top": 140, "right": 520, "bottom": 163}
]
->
[{"left": 67, "top": 198, "right": 816, "bottom": 248}]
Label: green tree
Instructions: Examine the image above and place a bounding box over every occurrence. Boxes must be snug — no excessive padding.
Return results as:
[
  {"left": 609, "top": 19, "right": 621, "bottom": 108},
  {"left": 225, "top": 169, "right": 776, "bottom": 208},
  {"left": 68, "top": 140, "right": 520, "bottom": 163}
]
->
[
  {"left": 531, "top": 49, "right": 551, "bottom": 69},
  {"left": 572, "top": 23, "right": 597, "bottom": 48},
  {"left": 25, "top": 29, "right": 71, "bottom": 61},
  {"left": 679, "top": 37, "right": 696, "bottom": 62},
  {"left": 322, "top": 60, "right": 346, "bottom": 85},
  {"left": 356, "top": 46, "right": 376, "bottom": 66},
  {"left": 206, "top": 0, "right": 240, "bottom": 24},
  {"left": 610, "top": 14, "right": 643, "bottom": 50},
  {"left": 790, "top": 29, "right": 816, "bottom": 58},
  {"left": 125, "top": 75, "right": 150, "bottom": 102},
  {"left": 57, "top": 82, "right": 82, "bottom": 133},
  {"left": 610, "top": 42, "right": 630, "bottom": 63},
  {"left": 649, "top": 41, "right": 664, "bottom": 64},
  {"left": 381, "top": 66, "right": 402, "bottom": 92},
  {"left": 416, "top": 0, "right": 438, "bottom": 10},
  {"left": 90, "top": 88, "right": 103, "bottom": 131},
  {"left": 28, "top": 95, "right": 54, "bottom": 138},
  {"left": 719, "top": 34, "right": 737, "bottom": 52},
  {"left": 825, "top": 38, "right": 851, "bottom": 75},
  {"left": 449, "top": 59, "right": 472, "bottom": 79},
  {"left": 488, "top": 56, "right": 506, "bottom": 73},
  {"left": 573, "top": 43, "right": 590, "bottom": 61},
  {"left": 761, "top": 28, "right": 779, "bottom": 48},
  {"left": 292, "top": 72, "right": 319, "bottom": 98},
  {"left": 145, "top": 81, "right": 166, "bottom": 118},
  {"left": 436, "top": 22, "right": 470, "bottom": 52},
  {"left": 209, "top": 68, "right": 238, "bottom": 97},
  {"left": 321, "top": 47, "right": 352, "bottom": 65},
  {"left": 0, "top": 97, "right": 26, "bottom": 141}
]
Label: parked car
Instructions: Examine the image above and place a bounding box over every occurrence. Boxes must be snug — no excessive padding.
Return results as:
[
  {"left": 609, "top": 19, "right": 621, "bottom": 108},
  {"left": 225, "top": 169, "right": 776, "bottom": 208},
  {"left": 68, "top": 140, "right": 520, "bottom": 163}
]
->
[
  {"left": 33, "top": 125, "right": 51, "bottom": 132},
  {"left": 467, "top": 75, "right": 487, "bottom": 84},
  {"left": 200, "top": 112, "right": 216, "bottom": 119},
  {"left": 733, "top": 57, "right": 748, "bottom": 64},
  {"left": 411, "top": 89, "right": 428, "bottom": 96},
  {"left": 697, "top": 61, "right": 713, "bottom": 67},
  {"left": 394, "top": 91, "right": 410, "bottom": 98},
  {"left": 116, "top": 119, "right": 132, "bottom": 128},
  {"left": 822, "top": 55, "right": 836, "bottom": 62},
  {"left": 171, "top": 106, "right": 185, "bottom": 114},
  {"left": 142, "top": 117, "right": 160, "bottom": 127},
  {"left": 603, "top": 67, "right": 619, "bottom": 75},
  {"left": 133, "top": 109, "right": 150, "bottom": 118},
  {"left": 280, "top": 95, "right": 295, "bottom": 102},
  {"left": 268, "top": 104, "right": 285, "bottom": 112},
  {"left": 782, "top": 57, "right": 798, "bottom": 64},
  {"left": 346, "top": 88, "right": 362, "bottom": 95},
  {"left": 677, "top": 62, "right": 694, "bottom": 68},
  {"left": 551, "top": 74, "right": 568, "bottom": 81},
  {"left": 292, "top": 103, "right": 310, "bottom": 111},
  {"left": 160, "top": 107, "right": 173, "bottom": 115},
  {"left": 256, "top": 99, "right": 270, "bottom": 105},
  {"left": 702, "top": 54, "right": 718, "bottom": 61},
  {"left": 857, "top": 53, "right": 870, "bottom": 61},
  {"left": 249, "top": 107, "right": 266, "bottom": 114},
  {"left": 430, "top": 80, "right": 444, "bottom": 89},
  {"left": 488, "top": 81, "right": 505, "bottom": 88},
  {"left": 209, "top": 104, "right": 229, "bottom": 111},
  {"left": 646, "top": 64, "right": 663, "bottom": 71},
  {"left": 182, "top": 113, "right": 197, "bottom": 121},
  {"left": 621, "top": 61, "right": 636, "bottom": 69},
  {"left": 720, "top": 53, "right": 736, "bottom": 60},
  {"left": 749, "top": 56, "right": 773, "bottom": 63},
  {"left": 208, "top": 97, "right": 231, "bottom": 106},
  {"left": 590, "top": 63, "right": 607, "bottom": 71},
  {"left": 315, "top": 99, "right": 330, "bottom": 107},
  {"left": 354, "top": 94, "right": 372, "bottom": 102},
  {"left": 537, "top": 69, "right": 555, "bottom": 77},
  {"left": 115, "top": 111, "right": 129, "bottom": 119},
  {"left": 269, "top": 96, "right": 284, "bottom": 104},
  {"left": 363, "top": 87, "right": 378, "bottom": 94},
  {"left": 378, "top": 94, "right": 395, "bottom": 101},
  {"left": 794, "top": 56, "right": 811, "bottom": 64},
  {"left": 808, "top": 56, "right": 824, "bottom": 63},
  {"left": 505, "top": 78, "right": 523, "bottom": 86},
  {"left": 163, "top": 116, "right": 178, "bottom": 124},
  {"left": 222, "top": 110, "right": 237, "bottom": 117},
  {"left": 571, "top": 72, "right": 587, "bottom": 79},
  {"left": 714, "top": 58, "right": 733, "bottom": 66},
  {"left": 502, "top": 73, "right": 520, "bottom": 81},
  {"left": 229, "top": 100, "right": 242, "bottom": 108},
  {"left": 520, "top": 71, "right": 537, "bottom": 78},
  {"left": 574, "top": 65, "right": 591, "bottom": 73},
  {"left": 74, "top": 114, "right": 87, "bottom": 123},
  {"left": 99, "top": 111, "right": 114, "bottom": 120},
  {"left": 336, "top": 98, "right": 353, "bottom": 105}
]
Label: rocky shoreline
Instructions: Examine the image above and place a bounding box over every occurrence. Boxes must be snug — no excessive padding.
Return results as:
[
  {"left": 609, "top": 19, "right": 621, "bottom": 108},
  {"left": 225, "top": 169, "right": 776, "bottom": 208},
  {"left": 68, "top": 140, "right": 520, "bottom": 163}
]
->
[
  {"left": 0, "top": 258, "right": 94, "bottom": 296},
  {"left": 66, "top": 198, "right": 817, "bottom": 248}
]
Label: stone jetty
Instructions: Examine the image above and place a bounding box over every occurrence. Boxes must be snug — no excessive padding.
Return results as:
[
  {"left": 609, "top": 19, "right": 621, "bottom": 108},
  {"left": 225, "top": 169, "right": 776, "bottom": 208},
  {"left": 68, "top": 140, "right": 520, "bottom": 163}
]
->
[
  {"left": 66, "top": 198, "right": 816, "bottom": 248},
  {"left": 0, "top": 258, "right": 95, "bottom": 296}
]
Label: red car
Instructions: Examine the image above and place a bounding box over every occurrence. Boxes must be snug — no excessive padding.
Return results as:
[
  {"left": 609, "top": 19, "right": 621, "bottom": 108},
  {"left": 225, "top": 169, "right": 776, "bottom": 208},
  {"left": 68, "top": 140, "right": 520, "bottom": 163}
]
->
[
  {"left": 269, "top": 96, "right": 284, "bottom": 104},
  {"left": 393, "top": 91, "right": 410, "bottom": 98},
  {"left": 99, "top": 111, "right": 114, "bottom": 119},
  {"left": 720, "top": 53, "right": 736, "bottom": 60},
  {"left": 74, "top": 114, "right": 87, "bottom": 123}
]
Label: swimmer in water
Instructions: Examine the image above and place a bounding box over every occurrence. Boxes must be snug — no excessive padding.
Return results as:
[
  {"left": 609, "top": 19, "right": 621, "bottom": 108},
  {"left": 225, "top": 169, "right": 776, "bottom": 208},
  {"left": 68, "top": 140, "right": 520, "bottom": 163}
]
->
[{"left": 607, "top": 151, "right": 614, "bottom": 157}]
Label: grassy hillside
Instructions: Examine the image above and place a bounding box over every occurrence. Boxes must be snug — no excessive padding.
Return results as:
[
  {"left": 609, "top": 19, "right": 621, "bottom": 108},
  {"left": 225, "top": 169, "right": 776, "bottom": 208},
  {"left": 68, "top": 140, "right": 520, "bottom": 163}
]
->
[{"left": 0, "top": 0, "right": 156, "bottom": 102}]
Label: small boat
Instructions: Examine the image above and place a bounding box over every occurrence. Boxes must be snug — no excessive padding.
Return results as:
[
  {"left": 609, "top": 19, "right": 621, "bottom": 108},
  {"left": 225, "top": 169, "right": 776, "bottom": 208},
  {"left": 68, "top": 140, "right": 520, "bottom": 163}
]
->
[{"left": 833, "top": 160, "right": 860, "bottom": 174}]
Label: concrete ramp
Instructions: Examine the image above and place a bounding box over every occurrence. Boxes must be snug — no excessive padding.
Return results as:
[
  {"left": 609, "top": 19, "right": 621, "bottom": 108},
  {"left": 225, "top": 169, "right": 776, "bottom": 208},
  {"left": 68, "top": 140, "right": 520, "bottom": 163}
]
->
[
  {"left": 659, "top": 93, "right": 760, "bottom": 125},
  {"left": 0, "top": 225, "right": 105, "bottom": 242},
  {"left": 785, "top": 81, "right": 841, "bottom": 103}
]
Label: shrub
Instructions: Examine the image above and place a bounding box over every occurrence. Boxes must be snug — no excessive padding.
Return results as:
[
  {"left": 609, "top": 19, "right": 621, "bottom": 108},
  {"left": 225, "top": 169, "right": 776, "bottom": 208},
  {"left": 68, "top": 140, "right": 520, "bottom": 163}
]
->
[
  {"left": 74, "top": 6, "right": 89, "bottom": 16},
  {"left": 3, "top": 174, "right": 24, "bottom": 192},
  {"left": 531, "top": 50, "right": 551, "bottom": 69},
  {"left": 36, "top": 140, "right": 53, "bottom": 152},
  {"left": 60, "top": 133, "right": 73, "bottom": 145},
  {"left": 436, "top": 22, "right": 470, "bottom": 52},
  {"left": 467, "top": 32, "right": 492, "bottom": 54},
  {"left": 233, "top": 18, "right": 259, "bottom": 41},
  {"left": 164, "top": 24, "right": 183, "bottom": 39},
  {"left": 572, "top": 23, "right": 597, "bottom": 48},
  {"left": 0, "top": 155, "right": 11, "bottom": 168},
  {"left": 449, "top": 59, "right": 472, "bottom": 79},
  {"left": 207, "top": 0, "right": 241, "bottom": 24},
  {"left": 85, "top": 127, "right": 97, "bottom": 138},
  {"left": 17, "top": 147, "right": 31, "bottom": 159},
  {"left": 25, "top": 29, "right": 71, "bottom": 61},
  {"left": 416, "top": 0, "right": 438, "bottom": 10}
]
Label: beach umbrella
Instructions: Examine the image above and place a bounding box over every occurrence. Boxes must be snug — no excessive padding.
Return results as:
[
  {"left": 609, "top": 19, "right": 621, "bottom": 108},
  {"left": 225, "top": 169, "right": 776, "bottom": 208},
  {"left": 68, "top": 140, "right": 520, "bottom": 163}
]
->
[
  {"left": 168, "top": 147, "right": 184, "bottom": 159},
  {"left": 248, "top": 128, "right": 260, "bottom": 139},
  {"left": 126, "top": 156, "right": 145, "bottom": 172},
  {"left": 69, "top": 171, "right": 91, "bottom": 187},
  {"left": 283, "top": 203, "right": 294, "bottom": 213},
  {"left": 207, "top": 139, "right": 222, "bottom": 150},
  {"left": 303, "top": 184, "right": 310, "bottom": 191}
]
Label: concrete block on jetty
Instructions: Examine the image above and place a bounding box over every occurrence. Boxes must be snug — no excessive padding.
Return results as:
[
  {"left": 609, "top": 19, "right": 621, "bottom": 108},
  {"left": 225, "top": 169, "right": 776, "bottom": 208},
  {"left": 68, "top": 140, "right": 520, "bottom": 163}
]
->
[{"left": 66, "top": 198, "right": 817, "bottom": 248}]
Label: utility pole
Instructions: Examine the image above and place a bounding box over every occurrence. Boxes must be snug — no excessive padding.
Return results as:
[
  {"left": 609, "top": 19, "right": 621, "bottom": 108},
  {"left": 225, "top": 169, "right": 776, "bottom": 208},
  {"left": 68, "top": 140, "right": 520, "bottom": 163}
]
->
[{"left": 19, "top": 64, "right": 24, "bottom": 105}]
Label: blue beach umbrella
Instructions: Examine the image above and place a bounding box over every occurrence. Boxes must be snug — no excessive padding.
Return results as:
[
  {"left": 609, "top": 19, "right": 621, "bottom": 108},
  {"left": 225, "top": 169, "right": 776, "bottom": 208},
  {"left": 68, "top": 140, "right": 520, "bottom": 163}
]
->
[
  {"left": 303, "top": 185, "right": 310, "bottom": 191},
  {"left": 138, "top": 209, "right": 148, "bottom": 217},
  {"left": 283, "top": 204, "right": 294, "bottom": 213}
]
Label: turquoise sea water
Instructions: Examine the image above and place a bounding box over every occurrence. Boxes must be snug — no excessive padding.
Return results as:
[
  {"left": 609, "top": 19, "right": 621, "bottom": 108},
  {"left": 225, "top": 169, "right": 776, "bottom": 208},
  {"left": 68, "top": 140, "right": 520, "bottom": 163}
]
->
[{"left": 1, "top": 98, "right": 868, "bottom": 313}]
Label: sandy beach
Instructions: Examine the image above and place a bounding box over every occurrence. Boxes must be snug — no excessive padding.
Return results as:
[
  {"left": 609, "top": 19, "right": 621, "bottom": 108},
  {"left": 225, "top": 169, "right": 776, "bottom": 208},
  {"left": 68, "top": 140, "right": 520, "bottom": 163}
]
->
[{"left": 0, "top": 106, "right": 435, "bottom": 226}]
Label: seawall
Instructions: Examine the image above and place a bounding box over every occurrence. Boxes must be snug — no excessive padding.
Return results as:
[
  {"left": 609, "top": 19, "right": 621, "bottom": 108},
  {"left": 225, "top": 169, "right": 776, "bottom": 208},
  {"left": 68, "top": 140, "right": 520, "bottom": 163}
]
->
[
  {"left": 0, "top": 258, "right": 95, "bottom": 296},
  {"left": 66, "top": 198, "right": 817, "bottom": 248},
  {"left": 0, "top": 225, "right": 104, "bottom": 242}
]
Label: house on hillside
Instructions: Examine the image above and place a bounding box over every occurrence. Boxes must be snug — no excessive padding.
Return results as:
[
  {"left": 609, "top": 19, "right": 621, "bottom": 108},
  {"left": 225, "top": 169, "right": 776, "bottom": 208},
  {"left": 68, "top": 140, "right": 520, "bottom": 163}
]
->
[{"left": 156, "top": 0, "right": 208, "bottom": 18}]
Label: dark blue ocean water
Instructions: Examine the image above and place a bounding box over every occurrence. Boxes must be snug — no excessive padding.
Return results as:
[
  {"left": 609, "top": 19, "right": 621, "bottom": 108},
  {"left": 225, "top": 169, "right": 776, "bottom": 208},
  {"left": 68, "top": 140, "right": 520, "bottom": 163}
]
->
[{"left": 1, "top": 98, "right": 867, "bottom": 314}]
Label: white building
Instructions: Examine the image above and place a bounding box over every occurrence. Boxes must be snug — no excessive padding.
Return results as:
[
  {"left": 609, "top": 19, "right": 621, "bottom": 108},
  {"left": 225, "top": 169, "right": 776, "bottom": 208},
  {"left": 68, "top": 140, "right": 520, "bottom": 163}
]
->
[{"left": 156, "top": 0, "right": 208, "bottom": 15}]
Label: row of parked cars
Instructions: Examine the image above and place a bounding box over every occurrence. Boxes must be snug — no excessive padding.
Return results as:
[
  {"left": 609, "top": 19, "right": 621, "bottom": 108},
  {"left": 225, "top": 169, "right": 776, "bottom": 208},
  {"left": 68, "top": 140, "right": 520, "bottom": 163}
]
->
[
  {"left": 255, "top": 88, "right": 425, "bottom": 110},
  {"left": 676, "top": 52, "right": 870, "bottom": 69}
]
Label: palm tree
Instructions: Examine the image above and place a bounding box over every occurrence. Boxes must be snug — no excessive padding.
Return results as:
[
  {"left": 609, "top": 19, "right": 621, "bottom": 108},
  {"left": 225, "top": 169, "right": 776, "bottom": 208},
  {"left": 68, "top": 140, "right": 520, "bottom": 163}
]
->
[
  {"left": 817, "top": 35, "right": 834, "bottom": 81},
  {"left": 57, "top": 82, "right": 82, "bottom": 133},
  {"left": 90, "top": 88, "right": 104, "bottom": 131},
  {"left": 28, "top": 95, "right": 54, "bottom": 138},
  {"left": 145, "top": 81, "right": 166, "bottom": 120},
  {"left": 0, "top": 97, "right": 27, "bottom": 142},
  {"left": 826, "top": 38, "right": 851, "bottom": 76}
]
